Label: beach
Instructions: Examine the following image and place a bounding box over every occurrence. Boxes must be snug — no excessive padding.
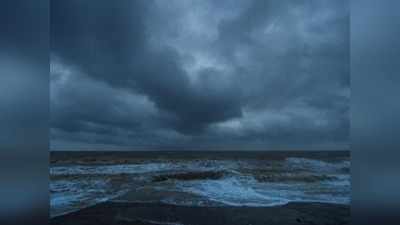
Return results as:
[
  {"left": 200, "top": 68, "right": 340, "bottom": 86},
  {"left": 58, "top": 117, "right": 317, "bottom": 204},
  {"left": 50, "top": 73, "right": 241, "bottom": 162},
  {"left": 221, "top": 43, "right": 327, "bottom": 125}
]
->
[{"left": 51, "top": 201, "right": 350, "bottom": 225}]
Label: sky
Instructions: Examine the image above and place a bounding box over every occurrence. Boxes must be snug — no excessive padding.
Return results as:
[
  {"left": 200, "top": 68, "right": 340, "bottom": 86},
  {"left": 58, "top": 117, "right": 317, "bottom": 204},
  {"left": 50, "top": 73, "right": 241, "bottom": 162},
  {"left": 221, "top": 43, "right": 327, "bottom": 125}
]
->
[{"left": 50, "top": 0, "right": 349, "bottom": 151}]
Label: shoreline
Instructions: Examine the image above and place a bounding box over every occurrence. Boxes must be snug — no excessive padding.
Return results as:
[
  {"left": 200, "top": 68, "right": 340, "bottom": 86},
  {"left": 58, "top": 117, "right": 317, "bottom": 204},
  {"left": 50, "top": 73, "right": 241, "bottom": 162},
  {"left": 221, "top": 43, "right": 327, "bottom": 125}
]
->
[{"left": 51, "top": 201, "right": 350, "bottom": 225}]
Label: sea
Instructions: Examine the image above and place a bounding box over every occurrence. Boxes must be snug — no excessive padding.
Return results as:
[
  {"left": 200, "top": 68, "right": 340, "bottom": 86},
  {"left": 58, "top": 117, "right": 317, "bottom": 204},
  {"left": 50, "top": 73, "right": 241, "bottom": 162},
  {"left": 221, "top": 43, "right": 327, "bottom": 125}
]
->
[{"left": 50, "top": 151, "right": 350, "bottom": 218}]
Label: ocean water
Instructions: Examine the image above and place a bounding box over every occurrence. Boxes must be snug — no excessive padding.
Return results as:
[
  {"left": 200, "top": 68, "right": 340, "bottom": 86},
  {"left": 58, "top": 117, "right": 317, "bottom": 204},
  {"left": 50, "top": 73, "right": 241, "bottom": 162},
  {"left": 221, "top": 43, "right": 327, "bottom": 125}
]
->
[{"left": 50, "top": 151, "right": 350, "bottom": 217}]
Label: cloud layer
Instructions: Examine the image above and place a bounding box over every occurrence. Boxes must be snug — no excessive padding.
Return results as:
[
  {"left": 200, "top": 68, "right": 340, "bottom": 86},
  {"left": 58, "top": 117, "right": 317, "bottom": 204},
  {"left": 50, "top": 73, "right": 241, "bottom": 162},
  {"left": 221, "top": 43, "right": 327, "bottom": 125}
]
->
[{"left": 50, "top": 0, "right": 349, "bottom": 150}]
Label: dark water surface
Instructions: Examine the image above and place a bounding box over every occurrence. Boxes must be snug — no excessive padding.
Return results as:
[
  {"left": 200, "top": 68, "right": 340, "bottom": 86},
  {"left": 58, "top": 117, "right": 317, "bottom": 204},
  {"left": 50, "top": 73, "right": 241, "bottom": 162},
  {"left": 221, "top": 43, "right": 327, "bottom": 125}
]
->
[{"left": 50, "top": 151, "right": 350, "bottom": 218}]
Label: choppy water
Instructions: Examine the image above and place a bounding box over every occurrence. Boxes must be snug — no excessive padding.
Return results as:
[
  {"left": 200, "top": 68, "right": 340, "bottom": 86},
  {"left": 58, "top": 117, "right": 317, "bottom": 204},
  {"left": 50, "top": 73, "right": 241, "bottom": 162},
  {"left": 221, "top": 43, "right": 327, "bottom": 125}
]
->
[{"left": 50, "top": 152, "right": 350, "bottom": 217}]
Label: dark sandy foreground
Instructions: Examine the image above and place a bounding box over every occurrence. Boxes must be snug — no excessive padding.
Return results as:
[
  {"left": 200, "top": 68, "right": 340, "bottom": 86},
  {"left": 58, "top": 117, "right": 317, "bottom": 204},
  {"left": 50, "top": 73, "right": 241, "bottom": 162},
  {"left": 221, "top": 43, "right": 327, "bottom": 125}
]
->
[{"left": 51, "top": 201, "right": 350, "bottom": 225}]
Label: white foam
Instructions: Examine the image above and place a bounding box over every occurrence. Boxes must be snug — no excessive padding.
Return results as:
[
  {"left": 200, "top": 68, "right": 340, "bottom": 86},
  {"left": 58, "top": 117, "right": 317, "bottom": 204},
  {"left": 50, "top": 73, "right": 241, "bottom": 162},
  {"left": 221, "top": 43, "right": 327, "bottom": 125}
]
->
[
  {"left": 176, "top": 177, "right": 289, "bottom": 207},
  {"left": 50, "top": 178, "right": 129, "bottom": 217},
  {"left": 173, "top": 173, "right": 350, "bottom": 207}
]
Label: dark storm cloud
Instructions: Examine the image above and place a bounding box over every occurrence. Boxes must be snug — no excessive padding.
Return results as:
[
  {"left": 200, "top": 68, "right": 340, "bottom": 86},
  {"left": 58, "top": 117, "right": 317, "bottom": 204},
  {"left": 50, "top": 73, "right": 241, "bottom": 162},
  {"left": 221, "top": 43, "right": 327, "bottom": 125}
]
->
[
  {"left": 51, "top": 0, "right": 242, "bottom": 135},
  {"left": 51, "top": 0, "right": 349, "bottom": 150}
]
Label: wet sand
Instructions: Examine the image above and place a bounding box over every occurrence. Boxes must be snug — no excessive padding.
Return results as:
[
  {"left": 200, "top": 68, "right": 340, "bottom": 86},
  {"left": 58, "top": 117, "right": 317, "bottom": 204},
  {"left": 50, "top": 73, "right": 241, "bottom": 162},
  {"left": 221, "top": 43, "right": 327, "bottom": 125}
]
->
[{"left": 51, "top": 201, "right": 350, "bottom": 225}]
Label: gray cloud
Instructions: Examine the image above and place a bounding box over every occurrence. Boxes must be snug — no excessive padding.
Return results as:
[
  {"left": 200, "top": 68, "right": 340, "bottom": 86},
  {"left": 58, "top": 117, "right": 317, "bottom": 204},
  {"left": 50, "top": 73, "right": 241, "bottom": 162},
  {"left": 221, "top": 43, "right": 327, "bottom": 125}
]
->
[{"left": 51, "top": 0, "right": 349, "bottom": 150}]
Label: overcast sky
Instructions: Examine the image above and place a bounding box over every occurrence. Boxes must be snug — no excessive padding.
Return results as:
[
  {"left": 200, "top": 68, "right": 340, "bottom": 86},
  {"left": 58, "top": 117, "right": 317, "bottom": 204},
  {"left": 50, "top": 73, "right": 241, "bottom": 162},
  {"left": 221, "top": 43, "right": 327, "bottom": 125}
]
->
[{"left": 50, "top": 0, "right": 349, "bottom": 151}]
